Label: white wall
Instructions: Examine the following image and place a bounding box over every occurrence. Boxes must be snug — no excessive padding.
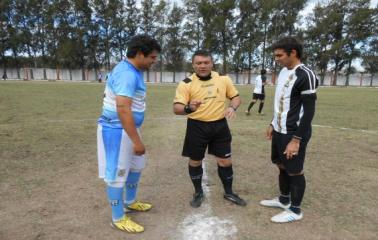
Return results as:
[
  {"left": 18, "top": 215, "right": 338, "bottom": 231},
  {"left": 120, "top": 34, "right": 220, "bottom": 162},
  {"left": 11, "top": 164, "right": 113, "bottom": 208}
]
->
[{"left": 1, "top": 67, "right": 377, "bottom": 86}]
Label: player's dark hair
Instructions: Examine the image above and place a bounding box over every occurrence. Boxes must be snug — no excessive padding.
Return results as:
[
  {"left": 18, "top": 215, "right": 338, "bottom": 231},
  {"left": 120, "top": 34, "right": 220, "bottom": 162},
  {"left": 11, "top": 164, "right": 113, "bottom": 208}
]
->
[
  {"left": 261, "top": 69, "right": 267, "bottom": 75},
  {"left": 126, "top": 35, "right": 161, "bottom": 58},
  {"left": 192, "top": 50, "right": 213, "bottom": 62},
  {"left": 271, "top": 37, "right": 303, "bottom": 60}
]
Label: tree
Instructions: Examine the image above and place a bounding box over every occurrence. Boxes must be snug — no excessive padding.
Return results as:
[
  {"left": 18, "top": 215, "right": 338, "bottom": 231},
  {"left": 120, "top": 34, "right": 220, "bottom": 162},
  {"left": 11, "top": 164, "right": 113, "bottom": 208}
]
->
[
  {"left": 153, "top": 0, "right": 168, "bottom": 82},
  {"left": 0, "top": 0, "right": 13, "bottom": 78},
  {"left": 199, "top": 0, "right": 236, "bottom": 74},
  {"left": 308, "top": 0, "right": 375, "bottom": 86},
  {"left": 343, "top": 0, "right": 375, "bottom": 86},
  {"left": 362, "top": 39, "right": 378, "bottom": 86},
  {"left": 183, "top": 0, "right": 204, "bottom": 53},
  {"left": 305, "top": 3, "right": 333, "bottom": 85},
  {"left": 234, "top": 0, "right": 260, "bottom": 83},
  {"left": 165, "top": 3, "right": 186, "bottom": 83}
]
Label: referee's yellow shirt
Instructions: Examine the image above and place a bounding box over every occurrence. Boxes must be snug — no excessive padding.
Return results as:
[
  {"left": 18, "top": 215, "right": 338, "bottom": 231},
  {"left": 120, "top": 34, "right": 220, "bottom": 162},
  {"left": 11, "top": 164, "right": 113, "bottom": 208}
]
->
[{"left": 174, "top": 71, "right": 239, "bottom": 122}]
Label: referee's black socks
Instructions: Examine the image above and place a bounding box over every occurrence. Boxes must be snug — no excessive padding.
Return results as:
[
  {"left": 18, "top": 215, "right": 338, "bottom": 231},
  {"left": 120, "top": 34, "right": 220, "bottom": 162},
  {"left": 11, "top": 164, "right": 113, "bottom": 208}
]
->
[
  {"left": 289, "top": 174, "right": 306, "bottom": 214},
  {"left": 218, "top": 165, "right": 233, "bottom": 194},
  {"left": 189, "top": 165, "right": 203, "bottom": 193}
]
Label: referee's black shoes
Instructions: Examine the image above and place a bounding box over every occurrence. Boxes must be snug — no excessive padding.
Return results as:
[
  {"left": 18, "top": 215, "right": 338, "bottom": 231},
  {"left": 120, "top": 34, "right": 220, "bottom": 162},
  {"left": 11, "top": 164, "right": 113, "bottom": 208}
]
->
[
  {"left": 224, "top": 193, "right": 247, "bottom": 206},
  {"left": 190, "top": 192, "right": 204, "bottom": 208}
]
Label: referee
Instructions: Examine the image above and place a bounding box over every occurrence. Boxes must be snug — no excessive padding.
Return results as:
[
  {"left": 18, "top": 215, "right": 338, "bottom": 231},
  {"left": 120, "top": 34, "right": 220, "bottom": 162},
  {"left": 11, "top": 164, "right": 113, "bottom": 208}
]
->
[
  {"left": 173, "top": 50, "right": 247, "bottom": 208},
  {"left": 260, "top": 37, "right": 318, "bottom": 223}
]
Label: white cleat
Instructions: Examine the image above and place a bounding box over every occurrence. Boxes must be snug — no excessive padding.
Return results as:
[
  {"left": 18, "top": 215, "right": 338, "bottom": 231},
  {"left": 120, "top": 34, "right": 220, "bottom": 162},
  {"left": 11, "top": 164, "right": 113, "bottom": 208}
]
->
[
  {"left": 259, "top": 197, "right": 290, "bottom": 209},
  {"left": 271, "top": 209, "right": 303, "bottom": 223}
]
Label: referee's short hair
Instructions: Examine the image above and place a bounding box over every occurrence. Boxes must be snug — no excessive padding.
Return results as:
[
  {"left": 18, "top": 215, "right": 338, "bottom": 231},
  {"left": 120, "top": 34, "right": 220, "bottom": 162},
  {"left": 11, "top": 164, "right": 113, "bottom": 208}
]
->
[
  {"left": 127, "top": 34, "right": 161, "bottom": 58},
  {"left": 192, "top": 50, "right": 213, "bottom": 62},
  {"left": 272, "top": 37, "right": 303, "bottom": 60},
  {"left": 261, "top": 69, "right": 267, "bottom": 75}
]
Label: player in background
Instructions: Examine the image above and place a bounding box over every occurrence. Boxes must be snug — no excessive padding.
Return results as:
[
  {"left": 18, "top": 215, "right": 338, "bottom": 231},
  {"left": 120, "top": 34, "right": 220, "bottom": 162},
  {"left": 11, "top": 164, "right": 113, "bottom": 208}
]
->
[
  {"left": 97, "top": 35, "right": 161, "bottom": 233},
  {"left": 245, "top": 69, "right": 267, "bottom": 115}
]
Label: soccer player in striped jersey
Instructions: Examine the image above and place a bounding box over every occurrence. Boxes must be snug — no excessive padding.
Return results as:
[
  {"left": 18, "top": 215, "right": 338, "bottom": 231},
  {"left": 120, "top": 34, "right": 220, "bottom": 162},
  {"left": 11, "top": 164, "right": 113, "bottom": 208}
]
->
[
  {"left": 260, "top": 37, "right": 318, "bottom": 223},
  {"left": 97, "top": 35, "right": 161, "bottom": 233}
]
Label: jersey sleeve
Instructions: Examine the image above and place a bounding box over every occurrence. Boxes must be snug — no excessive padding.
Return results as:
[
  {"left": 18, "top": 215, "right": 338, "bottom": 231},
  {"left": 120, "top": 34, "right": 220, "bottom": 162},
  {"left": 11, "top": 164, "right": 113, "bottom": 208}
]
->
[
  {"left": 295, "top": 69, "right": 318, "bottom": 97},
  {"left": 112, "top": 70, "right": 137, "bottom": 98},
  {"left": 224, "top": 76, "right": 239, "bottom": 99},
  {"left": 173, "top": 81, "right": 190, "bottom": 105},
  {"left": 294, "top": 68, "right": 318, "bottom": 139}
]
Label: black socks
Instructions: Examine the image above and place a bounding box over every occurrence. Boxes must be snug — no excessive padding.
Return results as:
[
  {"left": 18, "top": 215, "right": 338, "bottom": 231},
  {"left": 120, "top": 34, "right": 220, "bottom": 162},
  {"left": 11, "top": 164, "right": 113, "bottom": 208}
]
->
[
  {"left": 258, "top": 102, "right": 264, "bottom": 113},
  {"left": 289, "top": 174, "right": 306, "bottom": 214},
  {"left": 278, "top": 168, "right": 291, "bottom": 204},
  {"left": 218, "top": 165, "right": 233, "bottom": 194},
  {"left": 189, "top": 165, "right": 203, "bottom": 193},
  {"left": 247, "top": 102, "right": 255, "bottom": 111}
]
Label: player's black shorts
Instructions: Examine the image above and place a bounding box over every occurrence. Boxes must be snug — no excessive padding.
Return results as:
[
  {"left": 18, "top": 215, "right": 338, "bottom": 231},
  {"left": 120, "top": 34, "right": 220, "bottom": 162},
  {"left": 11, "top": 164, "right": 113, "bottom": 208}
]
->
[
  {"left": 271, "top": 130, "right": 311, "bottom": 174},
  {"left": 182, "top": 118, "right": 232, "bottom": 160},
  {"left": 252, "top": 93, "right": 265, "bottom": 100}
]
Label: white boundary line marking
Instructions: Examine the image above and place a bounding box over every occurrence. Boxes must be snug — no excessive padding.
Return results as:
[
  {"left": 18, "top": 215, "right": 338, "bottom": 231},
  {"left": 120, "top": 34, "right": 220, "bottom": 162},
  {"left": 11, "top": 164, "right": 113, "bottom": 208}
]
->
[
  {"left": 1, "top": 117, "right": 377, "bottom": 135},
  {"left": 179, "top": 162, "right": 237, "bottom": 240}
]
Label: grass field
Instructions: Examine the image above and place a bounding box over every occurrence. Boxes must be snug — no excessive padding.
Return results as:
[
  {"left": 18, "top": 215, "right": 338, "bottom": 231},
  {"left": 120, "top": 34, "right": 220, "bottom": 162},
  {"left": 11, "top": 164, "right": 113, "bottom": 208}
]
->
[{"left": 0, "top": 81, "right": 377, "bottom": 240}]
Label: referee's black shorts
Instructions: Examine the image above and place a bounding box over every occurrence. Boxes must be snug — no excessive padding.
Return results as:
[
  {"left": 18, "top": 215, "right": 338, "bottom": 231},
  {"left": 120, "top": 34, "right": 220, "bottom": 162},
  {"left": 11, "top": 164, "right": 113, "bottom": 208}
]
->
[
  {"left": 182, "top": 118, "right": 232, "bottom": 160},
  {"left": 271, "top": 130, "right": 311, "bottom": 174},
  {"left": 252, "top": 93, "right": 265, "bottom": 100}
]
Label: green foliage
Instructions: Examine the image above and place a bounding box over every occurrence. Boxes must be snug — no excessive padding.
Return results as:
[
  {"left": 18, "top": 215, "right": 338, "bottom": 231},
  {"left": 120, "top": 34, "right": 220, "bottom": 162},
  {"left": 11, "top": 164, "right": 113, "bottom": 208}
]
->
[{"left": 0, "top": 0, "right": 376, "bottom": 78}]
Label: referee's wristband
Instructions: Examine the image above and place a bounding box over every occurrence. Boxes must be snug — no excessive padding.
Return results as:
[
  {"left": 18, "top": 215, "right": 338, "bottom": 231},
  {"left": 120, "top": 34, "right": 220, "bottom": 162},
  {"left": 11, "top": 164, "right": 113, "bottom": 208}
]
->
[{"left": 184, "top": 104, "right": 194, "bottom": 114}]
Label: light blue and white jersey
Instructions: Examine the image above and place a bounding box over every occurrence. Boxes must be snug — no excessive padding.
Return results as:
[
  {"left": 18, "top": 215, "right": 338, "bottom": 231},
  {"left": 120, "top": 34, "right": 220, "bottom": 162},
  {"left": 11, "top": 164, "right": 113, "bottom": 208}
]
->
[{"left": 98, "top": 60, "right": 146, "bottom": 128}]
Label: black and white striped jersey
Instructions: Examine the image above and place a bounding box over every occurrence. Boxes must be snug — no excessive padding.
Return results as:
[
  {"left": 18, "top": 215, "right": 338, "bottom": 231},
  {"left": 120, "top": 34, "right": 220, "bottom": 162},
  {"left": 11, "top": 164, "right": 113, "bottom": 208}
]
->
[{"left": 272, "top": 64, "right": 318, "bottom": 138}]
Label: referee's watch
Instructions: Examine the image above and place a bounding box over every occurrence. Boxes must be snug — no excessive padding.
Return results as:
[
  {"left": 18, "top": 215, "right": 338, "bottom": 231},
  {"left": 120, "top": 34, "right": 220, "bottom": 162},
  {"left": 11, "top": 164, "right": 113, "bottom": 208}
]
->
[{"left": 184, "top": 104, "right": 194, "bottom": 114}]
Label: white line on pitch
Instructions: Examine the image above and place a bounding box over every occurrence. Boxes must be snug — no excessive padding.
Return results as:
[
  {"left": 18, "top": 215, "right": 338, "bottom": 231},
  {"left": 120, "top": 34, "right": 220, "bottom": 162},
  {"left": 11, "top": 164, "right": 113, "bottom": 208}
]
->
[
  {"left": 179, "top": 162, "right": 237, "bottom": 240},
  {"left": 1, "top": 117, "right": 377, "bottom": 135}
]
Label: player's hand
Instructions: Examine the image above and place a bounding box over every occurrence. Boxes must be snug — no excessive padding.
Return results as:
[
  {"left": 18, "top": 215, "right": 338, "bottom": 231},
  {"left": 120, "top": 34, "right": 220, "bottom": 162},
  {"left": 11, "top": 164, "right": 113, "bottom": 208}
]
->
[
  {"left": 189, "top": 100, "right": 202, "bottom": 111},
  {"left": 224, "top": 107, "right": 236, "bottom": 119},
  {"left": 266, "top": 125, "right": 273, "bottom": 140},
  {"left": 133, "top": 141, "right": 146, "bottom": 155},
  {"left": 283, "top": 138, "right": 300, "bottom": 160}
]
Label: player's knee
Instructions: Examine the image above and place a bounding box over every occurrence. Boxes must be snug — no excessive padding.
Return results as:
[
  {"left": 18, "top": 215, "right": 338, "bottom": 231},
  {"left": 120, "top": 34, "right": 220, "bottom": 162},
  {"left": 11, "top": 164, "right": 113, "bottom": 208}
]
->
[
  {"left": 217, "top": 158, "right": 232, "bottom": 167},
  {"left": 288, "top": 171, "right": 304, "bottom": 176},
  {"left": 107, "top": 181, "right": 124, "bottom": 188},
  {"left": 189, "top": 159, "right": 202, "bottom": 167},
  {"left": 277, "top": 164, "right": 285, "bottom": 170}
]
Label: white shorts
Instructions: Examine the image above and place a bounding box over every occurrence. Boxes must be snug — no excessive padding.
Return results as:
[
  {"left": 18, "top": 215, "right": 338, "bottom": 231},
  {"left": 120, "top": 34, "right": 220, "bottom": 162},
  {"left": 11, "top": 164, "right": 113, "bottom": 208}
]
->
[{"left": 97, "top": 124, "right": 146, "bottom": 183}]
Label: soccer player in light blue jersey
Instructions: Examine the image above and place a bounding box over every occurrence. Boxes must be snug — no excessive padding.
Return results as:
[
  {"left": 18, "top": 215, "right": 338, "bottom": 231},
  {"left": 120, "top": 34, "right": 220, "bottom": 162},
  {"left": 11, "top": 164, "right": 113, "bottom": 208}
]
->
[{"left": 97, "top": 35, "right": 161, "bottom": 233}]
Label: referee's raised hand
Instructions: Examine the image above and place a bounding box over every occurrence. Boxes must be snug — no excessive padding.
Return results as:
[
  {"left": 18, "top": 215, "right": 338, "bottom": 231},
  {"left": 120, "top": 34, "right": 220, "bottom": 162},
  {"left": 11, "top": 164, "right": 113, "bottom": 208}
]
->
[{"left": 189, "top": 100, "right": 202, "bottom": 111}]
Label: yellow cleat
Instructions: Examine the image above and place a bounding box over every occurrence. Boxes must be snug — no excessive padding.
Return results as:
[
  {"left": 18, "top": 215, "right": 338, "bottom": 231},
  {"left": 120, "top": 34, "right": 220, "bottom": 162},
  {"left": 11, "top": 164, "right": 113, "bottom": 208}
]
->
[
  {"left": 111, "top": 215, "right": 144, "bottom": 233},
  {"left": 127, "top": 201, "right": 152, "bottom": 212}
]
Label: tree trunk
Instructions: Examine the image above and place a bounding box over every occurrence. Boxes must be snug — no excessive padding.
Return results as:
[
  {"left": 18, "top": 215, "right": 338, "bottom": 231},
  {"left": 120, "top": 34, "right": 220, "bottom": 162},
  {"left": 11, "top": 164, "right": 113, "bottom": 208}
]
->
[
  {"left": 345, "top": 60, "right": 352, "bottom": 86},
  {"left": 262, "top": 21, "right": 267, "bottom": 69},
  {"left": 248, "top": 52, "right": 252, "bottom": 84},
  {"left": 320, "top": 68, "right": 325, "bottom": 86},
  {"left": 371, "top": 74, "right": 374, "bottom": 87},
  {"left": 160, "top": 55, "right": 163, "bottom": 83}
]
